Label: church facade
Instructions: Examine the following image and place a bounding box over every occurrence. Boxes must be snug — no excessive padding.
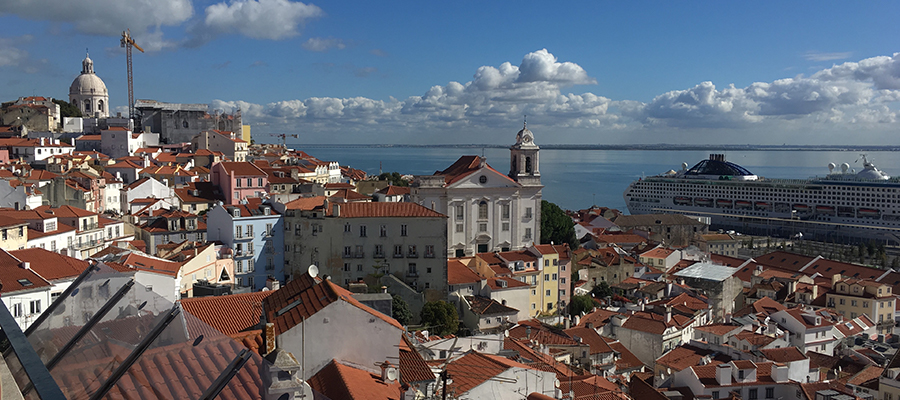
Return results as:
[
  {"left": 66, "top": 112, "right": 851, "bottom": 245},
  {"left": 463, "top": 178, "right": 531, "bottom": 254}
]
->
[{"left": 411, "top": 124, "right": 543, "bottom": 257}]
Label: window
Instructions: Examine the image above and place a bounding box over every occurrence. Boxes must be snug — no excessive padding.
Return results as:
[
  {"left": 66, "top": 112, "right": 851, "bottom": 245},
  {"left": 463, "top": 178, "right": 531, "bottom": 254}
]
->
[
  {"left": 236, "top": 260, "right": 244, "bottom": 273},
  {"left": 425, "top": 245, "right": 434, "bottom": 258},
  {"left": 380, "top": 225, "right": 387, "bottom": 237},
  {"left": 547, "top": 302, "right": 552, "bottom": 310},
  {"left": 478, "top": 201, "right": 488, "bottom": 219},
  {"left": 561, "top": 277, "right": 566, "bottom": 284},
  {"left": 479, "top": 175, "right": 487, "bottom": 184},
  {"left": 479, "top": 223, "right": 487, "bottom": 232},
  {"left": 408, "top": 263, "right": 417, "bottom": 274},
  {"left": 357, "top": 264, "right": 363, "bottom": 271},
  {"left": 502, "top": 222, "right": 510, "bottom": 231},
  {"left": 456, "top": 224, "right": 464, "bottom": 233},
  {"left": 343, "top": 246, "right": 352, "bottom": 257},
  {"left": 544, "top": 274, "right": 549, "bottom": 281},
  {"left": 360, "top": 225, "right": 367, "bottom": 237},
  {"left": 711, "top": 391, "right": 719, "bottom": 400},
  {"left": 247, "top": 225, "right": 254, "bottom": 237},
  {"left": 765, "top": 388, "right": 773, "bottom": 399},
  {"left": 249, "top": 259, "right": 256, "bottom": 272},
  {"left": 546, "top": 290, "right": 551, "bottom": 296},
  {"left": 375, "top": 245, "right": 384, "bottom": 257},
  {"left": 12, "top": 303, "right": 22, "bottom": 318},
  {"left": 246, "top": 178, "right": 252, "bottom": 187},
  {"left": 247, "top": 242, "right": 254, "bottom": 254},
  {"left": 738, "top": 370, "right": 744, "bottom": 380},
  {"left": 236, "top": 226, "right": 243, "bottom": 238},
  {"left": 343, "top": 263, "right": 350, "bottom": 272},
  {"left": 408, "top": 245, "right": 417, "bottom": 257},
  {"left": 236, "top": 179, "right": 241, "bottom": 188},
  {"left": 525, "top": 207, "right": 532, "bottom": 218},
  {"left": 355, "top": 245, "right": 364, "bottom": 257},
  {"left": 258, "top": 178, "right": 263, "bottom": 187},
  {"left": 266, "top": 223, "right": 273, "bottom": 236},
  {"left": 748, "top": 388, "right": 757, "bottom": 400},
  {"left": 525, "top": 228, "right": 532, "bottom": 239},
  {"left": 394, "top": 245, "right": 404, "bottom": 257},
  {"left": 545, "top": 259, "right": 549, "bottom": 267},
  {"left": 456, "top": 205, "right": 464, "bottom": 220},
  {"left": 30, "top": 299, "right": 41, "bottom": 315},
  {"left": 401, "top": 225, "right": 407, "bottom": 236},
  {"left": 344, "top": 223, "right": 351, "bottom": 233},
  {"left": 501, "top": 204, "right": 510, "bottom": 219}
]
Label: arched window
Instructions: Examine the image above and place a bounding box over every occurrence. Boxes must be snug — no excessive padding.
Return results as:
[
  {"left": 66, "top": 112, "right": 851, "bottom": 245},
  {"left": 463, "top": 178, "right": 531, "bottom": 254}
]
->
[
  {"left": 478, "top": 201, "right": 488, "bottom": 220},
  {"left": 98, "top": 100, "right": 104, "bottom": 112},
  {"left": 511, "top": 156, "right": 517, "bottom": 173},
  {"left": 525, "top": 157, "right": 532, "bottom": 173},
  {"left": 84, "top": 100, "right": 91, "bottom": 112}
]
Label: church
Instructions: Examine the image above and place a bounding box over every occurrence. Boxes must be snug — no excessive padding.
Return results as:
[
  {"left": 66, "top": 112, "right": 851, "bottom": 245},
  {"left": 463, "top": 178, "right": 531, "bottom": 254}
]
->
[
  {"left": 69, "top": 53, "right": 109, "bottom": 119},
  {"left": 411, "top": 124, "right": 543, "bottom": 257}
]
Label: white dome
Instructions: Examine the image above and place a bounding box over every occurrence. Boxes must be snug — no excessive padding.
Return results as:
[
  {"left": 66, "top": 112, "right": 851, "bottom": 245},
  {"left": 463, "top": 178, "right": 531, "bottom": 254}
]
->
[{"left": 69, "top": 73, "right": 108, "bottom": 96}]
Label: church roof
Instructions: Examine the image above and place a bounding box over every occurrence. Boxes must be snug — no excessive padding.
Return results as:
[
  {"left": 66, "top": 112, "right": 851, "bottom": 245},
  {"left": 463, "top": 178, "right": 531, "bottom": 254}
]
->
[{"left": 436, "top": 155, "right": 518, "bottom": 186}]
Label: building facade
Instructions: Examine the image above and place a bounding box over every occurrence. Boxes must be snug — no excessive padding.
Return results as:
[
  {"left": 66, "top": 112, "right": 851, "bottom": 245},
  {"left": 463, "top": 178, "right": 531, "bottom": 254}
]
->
[
  {"left": 206, "top": 200, "right": 284, "bottom": 290},
  {"left": 410, "top": 124, "right": 542, "bottom": 257}
]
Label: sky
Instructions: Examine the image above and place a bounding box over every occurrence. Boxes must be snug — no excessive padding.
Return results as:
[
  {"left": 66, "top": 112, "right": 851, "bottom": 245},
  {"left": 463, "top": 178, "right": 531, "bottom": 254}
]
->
[{"left": 1, "top": 1, "right": 899, "bottom": 145}]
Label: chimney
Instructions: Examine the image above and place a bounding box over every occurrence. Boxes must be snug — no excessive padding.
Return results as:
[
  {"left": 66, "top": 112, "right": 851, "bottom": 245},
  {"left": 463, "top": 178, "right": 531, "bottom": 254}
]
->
[
  {"left": 716, "top": 363, "right": 732, "bottom": 385},
  {"left": 332, "top": 203, "right": 340, "bottom": 217},
  {"left": 585, "top": 322, "right": 594, "bottom": 330},
  {"left": 380, "top": 361, "right": 397, "bottom": 383},
  {"left": 773, "top": 363, "right": 789, "bottom": 383},
  {"left": 264, "top": 322, "right": 276, "bottom": 355},
  {"left": 640, "top": 299, "right": 645, "bottom": 312},
  {"left": 724, "top": 313, "right": 732, "bottom": 324},
  {"left": 20, "top": 262, "right": 30, "bottom": 270},
  {"left": 381, "top": 286, "right": 388, "bottom": 294},
  {"left": 832, "top": 274, "right": 842, "bottom": 287},
  {"left": 40, "top": 137, "right": 45, "bottom": 146},
  {"left": 666, "top": 306, "right": 672, "bottom": 323}
]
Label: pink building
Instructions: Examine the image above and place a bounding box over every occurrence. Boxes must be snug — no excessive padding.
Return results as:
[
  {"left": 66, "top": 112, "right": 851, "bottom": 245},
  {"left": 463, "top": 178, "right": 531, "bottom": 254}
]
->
[{"left": 210, "top": 161, "right": 268, "bottom": 205}]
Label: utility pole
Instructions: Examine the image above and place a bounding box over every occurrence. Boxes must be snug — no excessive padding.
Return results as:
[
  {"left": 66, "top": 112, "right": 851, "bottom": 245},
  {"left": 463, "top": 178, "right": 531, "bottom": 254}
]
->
[{"left": 440, "top": 370, "right": 450, "bottom": 400}]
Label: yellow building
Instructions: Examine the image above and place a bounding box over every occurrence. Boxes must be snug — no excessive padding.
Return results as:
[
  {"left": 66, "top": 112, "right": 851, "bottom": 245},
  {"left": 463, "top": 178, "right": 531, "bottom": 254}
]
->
[
  {"left": 0, "top": 216, "right": 28, "bottom": 250},
  {"left": 826, "top": 274, "right": 894, "bottom": 332},
  {"left": 241, "top": 125, "right": 251, "bottom": 142}
]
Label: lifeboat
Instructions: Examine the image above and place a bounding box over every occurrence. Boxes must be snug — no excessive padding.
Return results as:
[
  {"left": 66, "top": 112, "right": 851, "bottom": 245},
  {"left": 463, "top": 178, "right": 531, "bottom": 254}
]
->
[
  {"left": 674, "top": 196, "right": 692, "bottom": 205},
  {"left": 815, "top": 205, "right": 835, "bottom": 214},
  {"left": 696, "top": 198, "right": 713, "bottom": 207},
  {"left": 792, "top": 204, "right": 810, "bottom": 212},
  {"left": 754, "top": 201, "right": 771, "bottom": 210},
  {"left": 735, "top": 200, "right": 752, "bottom": 209},
  {"left": 716, "top": 199, "right": 733, "bottom": 207},
  {"left": 859, "top": 208, "right": 880, "bottom": 218}
]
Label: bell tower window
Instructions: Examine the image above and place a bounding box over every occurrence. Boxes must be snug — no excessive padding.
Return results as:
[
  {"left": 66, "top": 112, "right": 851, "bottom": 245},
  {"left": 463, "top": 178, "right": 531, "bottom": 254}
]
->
[{"left": 525, "top": 157, "right": 532, "bottom": 174}]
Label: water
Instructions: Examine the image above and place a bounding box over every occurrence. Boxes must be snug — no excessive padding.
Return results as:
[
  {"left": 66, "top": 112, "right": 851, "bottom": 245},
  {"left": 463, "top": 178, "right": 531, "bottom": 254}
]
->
[{"left": 296, "top": 147, "right": 900, "bottom": 212}]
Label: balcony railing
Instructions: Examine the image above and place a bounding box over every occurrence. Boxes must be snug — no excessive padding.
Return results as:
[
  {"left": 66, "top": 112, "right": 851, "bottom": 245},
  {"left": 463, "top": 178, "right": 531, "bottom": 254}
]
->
[
  {"left": 406, "top": 271, "right": 419, "bottom": 278},
  {"left": 354, "top": 252, "right": 365, "bottom": 258},
  {"left": 373, "top": 252, "right": 385, "bottom": 259},
  {"left": 393, "top": 252, "right": 404, "bottom": 258},
  {"left": 407, "top": 252, "right": 418, "bottom": 258},
  {"left": 424, "top": 252, "right": 435, "bottom": 258}
]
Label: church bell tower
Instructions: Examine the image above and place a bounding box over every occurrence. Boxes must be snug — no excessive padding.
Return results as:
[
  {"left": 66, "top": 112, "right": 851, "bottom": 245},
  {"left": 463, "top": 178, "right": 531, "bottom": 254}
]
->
[{"left": 509, "top": 121, "right": 541, "bottom": 187}]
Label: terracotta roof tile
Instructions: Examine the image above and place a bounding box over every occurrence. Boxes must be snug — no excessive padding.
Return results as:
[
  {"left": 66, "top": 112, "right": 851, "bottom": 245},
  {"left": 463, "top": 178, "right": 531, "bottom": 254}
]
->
[
  {"left": 399, "top": 335, "right": 435, "bottom": 384},
  {"left": 336, "top": 202, "right": 446, "bottom": 218},
  {"left": 307, "top": 359, "right": 402, "bottom": 400},
  {"left": 448, "top": 259, "right": 483, "bottom": 285},
  {"left": 444, "top": 351, "right": 537, "bottom": 394},
  {"left": 181, "top": 291, "right": 273, "bottom": 336},
  {"left": 9, "top": 248, "right": 89, "bottom": 281}
]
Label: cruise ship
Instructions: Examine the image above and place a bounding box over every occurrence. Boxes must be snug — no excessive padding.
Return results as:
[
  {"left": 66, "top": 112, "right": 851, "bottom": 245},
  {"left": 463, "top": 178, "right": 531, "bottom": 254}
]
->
[{"left": 624, "top": 154, "right": 900, "bottom": 244}]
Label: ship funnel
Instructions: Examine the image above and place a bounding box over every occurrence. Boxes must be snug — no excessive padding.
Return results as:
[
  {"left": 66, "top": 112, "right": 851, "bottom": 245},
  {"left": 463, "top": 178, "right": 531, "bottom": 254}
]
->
[
  {"left": 841, "top": 163, "right": 850, "bottom": 173},
  {"left": 828, "top": 163, "right": 835, "bottom": 173},
  {"left": 681, "top": 162, "right": 688, "bottom": 171}
]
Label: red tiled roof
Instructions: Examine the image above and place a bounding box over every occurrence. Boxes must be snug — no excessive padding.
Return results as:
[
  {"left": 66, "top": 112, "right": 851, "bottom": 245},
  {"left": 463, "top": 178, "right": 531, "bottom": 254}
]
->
[
  {"left": 486, "top": 277, "right": 530, "bottom": 290},
  {"left": 436, "top": 156, "right": 519, "bottom": 186},
  {"left": 282, "top": 196, "right": 326, "bottom": 211},
  {"left": 215, "top": 161, "right": 265, "bottom": 176},
  {"left": 607, "top": 340, "right": 644, "bottom": 371},
  {"left": 121, "top": 252, "right": 182, "bottom": 276},
  {"left": 640, "top": 247, "right": 675, "bottom": 259},
  {"left": 180, "top": 291, "right": 273, "bottom": 336},
  {"left": 307, "top": 359, "right": 402, "bottom": 400},
  {"left": 759, "top": 347, "right": 807, "bottom": 363},
  {"left": 263, "top": 273, "right": 402, "bottom": 335},
  {"left": 508, "top": 320, "right": 578, "bottom": 346},
  {"left": 0, "top": 249, "right": 52, "bottom": 294},
  {"left": 448, "top": 259, "right": 482, "bottom": 285},
  {"left": 564, "top": 327, "right": 614, "bottom": 355},
  {"left": 376, "top": 185, "right": 410, "bottom": 196},
  {"left": 9, "top": 248, "right": 89, "bottom": 281},
  {"left": 336, "top": 202, "right": 446, "bottom": 218},
  {"left": 399, "top": 335, "right": 436, "bottom": 384},
  {"left": 694, "top": 323, "right": 742, "bottom": 336},
  {"left": 655, "top": 343, "right": 732, "bottom": 372},
  {"left": 444, "top": 351, "right": 536, "bottom": 394}
]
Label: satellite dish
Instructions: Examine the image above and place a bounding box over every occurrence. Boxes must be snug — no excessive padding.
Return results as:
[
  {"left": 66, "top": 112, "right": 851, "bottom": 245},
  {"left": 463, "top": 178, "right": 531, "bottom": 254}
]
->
[
  {"left": 308, "top": 264, "right": 319, "bottom": 278},
  {"left": 386, "top": 367, "right": 399, "bottom": 381}
]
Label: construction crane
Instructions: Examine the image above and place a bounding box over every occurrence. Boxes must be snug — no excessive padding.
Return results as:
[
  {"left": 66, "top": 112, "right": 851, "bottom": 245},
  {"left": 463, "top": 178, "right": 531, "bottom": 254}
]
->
[
  {"left": 269, "top": 133, "right": 298, "bottom": 148},
  {"left": 120, "top": 29, "right": 144, "bottom": 122}
]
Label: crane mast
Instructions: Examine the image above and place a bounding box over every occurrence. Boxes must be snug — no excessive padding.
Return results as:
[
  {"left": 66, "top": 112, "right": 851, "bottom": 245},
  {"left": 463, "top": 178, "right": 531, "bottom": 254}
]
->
[{"left": 120, "top": 30, "right": 144, "bottom": 123}]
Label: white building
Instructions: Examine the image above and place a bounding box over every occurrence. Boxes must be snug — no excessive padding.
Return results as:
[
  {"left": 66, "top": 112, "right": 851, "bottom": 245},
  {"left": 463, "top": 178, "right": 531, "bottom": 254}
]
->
[
  {"left": 101, "top": 127, "right": 159, "bottom": 159},
  {"left": 120, "top": 177, "right": 176, "bottom": 214},
  {"left": 411, "top": 124, "right": 542, "bottom": 257}
]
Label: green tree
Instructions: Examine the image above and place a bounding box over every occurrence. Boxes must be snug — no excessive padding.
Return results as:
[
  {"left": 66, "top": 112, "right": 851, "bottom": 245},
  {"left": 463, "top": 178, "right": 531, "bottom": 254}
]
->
[
  {"left": 377, "top": 172, "right": 408, "bottom": 187},
  {"left": 590, "top": 281, "right": 613, "bottom": 299},
  {"left": 52, "top": 99, "right": 82, "bottom": 118},
  {"left": 419, "top": 301, "right": 459, "bottom": 336},
  {"left": 891, "top": 257, "right": 899, "bottom": 270},
  {"left": 540, "top": 200, "right": 577, "bottom": 249},
  {"left": 568, "top": 295, "right": 594, "bottom": 316},
  {"left": 392, "top": 295, "right": 413, "bottom": 326}
]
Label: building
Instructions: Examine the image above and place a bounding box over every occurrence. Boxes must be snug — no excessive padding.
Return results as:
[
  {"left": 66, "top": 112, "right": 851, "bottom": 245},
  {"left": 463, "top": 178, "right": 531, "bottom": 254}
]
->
[
  {"left": 69, "top": 53, "right": 109, "bottom": 118},
  {"left": 610, "top": 214, "right": 708, "bottom": 247},
  {"left": 0, "top": 249, "right": 51, "bottom": 329},
  {"left": 191, "top": 130, "right": 248, "bottom": 161},
  {"left": 674, "top": 261, "right": 743, "bottom": 321},
  {"left": 134, "top": 209, "right": 206, "bottom": 255},
  {"left": 136, "top": 100, "right": 242, "bottom": 144},
  {"left": 826, "top": 274, "right": 895, "bottom": 331},
  {"left": 669, "top": 360, "right": 799, "bottom": 400},
  {"left": 210, "top": 161, "right": 268, "bottom": 205},
  {"left": 411, "top": 123, "right": 542, "bottom": 257},
  {"left": 0, "top": 215, "right": 28, "bottom": 250},
  {"left": 206, "top": 199, "right": 284, "bottom": 290}
]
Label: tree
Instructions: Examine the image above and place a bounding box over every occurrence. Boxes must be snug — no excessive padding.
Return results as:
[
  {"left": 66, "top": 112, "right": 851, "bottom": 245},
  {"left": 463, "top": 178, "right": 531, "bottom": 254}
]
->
[
  {"left": 568, "top": 295, "right": 594, "bottom": 316},
  {"left": 378, "top": 172, "right": 408, "bottom": 187},
  {"left": 420, "top": 301, "right": 458, "bottom": 336},
  {"left": 52, "top": 99, "right": 82, "bottom": 118},
  {"left": 590, "top": 281, "right": 613, "bottom": 299},
  {"left": 392, "top": 295, "right": 413, "bottom": 326},
  {"left": 540, "top": 200, "right": 577, "bottom": 249}
]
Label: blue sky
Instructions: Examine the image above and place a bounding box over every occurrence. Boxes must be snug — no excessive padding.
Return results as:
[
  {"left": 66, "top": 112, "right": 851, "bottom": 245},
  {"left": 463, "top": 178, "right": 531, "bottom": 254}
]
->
[{"left": 1, "top": 1, "right": 899, "bottom": 145}]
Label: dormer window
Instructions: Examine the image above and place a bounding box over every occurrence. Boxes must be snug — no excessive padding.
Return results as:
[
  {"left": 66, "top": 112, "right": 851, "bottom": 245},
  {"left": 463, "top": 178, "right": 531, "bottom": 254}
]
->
[
  {"left": 263, "top": 207, "right": 271, "bottom": 215},
  {"left": 233, "top": 209, "right": 240, "bottom": 218}
]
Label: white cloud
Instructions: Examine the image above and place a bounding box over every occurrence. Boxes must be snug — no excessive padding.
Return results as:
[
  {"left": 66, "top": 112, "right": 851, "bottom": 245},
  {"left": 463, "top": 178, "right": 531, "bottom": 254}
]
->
[
  {"left": 213, "top": 50, "right": 900, "bottom": 143},
  {"left": 0, "top": 0, "right": 192, "bottom": 45},
  {"left": 302, "top": 37, "right": 346, "bottom": 52},
  {"left": 0, "top": 37, "right": 30, "bottom": 68},
  {"left": 804, "top": 51, "right": 852, "bottom": 62},
  {"left": 196, "top": 0, "right": 322, "bottom": 42}
]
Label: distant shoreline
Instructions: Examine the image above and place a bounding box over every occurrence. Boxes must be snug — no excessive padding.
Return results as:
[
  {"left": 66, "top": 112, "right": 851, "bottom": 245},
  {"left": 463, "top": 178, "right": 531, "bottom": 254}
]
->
[{"left": 286, "top": 143, "right": 900, "bottom": 151}]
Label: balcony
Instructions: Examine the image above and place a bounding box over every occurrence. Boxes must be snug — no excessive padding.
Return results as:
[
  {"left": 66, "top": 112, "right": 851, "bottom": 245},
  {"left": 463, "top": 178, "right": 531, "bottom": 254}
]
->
[
  {"left": 78, "top": 222, "right": 101, "bottom": 232},
  {"left": 406, "top": 270, "right": 419, "bottom": 278},
  {"left": 393, "top": 252, "right": 404, "bottom": 258},
  {"left": 373, "top": 252, "right": 385, "bottom": 259},
  {"left": 424, "top": 252, "right": 435, "bottom": 258},
  {"left": 407, "top": 252, "right": 418, "bottom": 258},
  {"left": 71, "top": 239, "right": 101, "bottom": 250},
  {"left": 354, "top": 252, "right": 365, "bottom": 259}
]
